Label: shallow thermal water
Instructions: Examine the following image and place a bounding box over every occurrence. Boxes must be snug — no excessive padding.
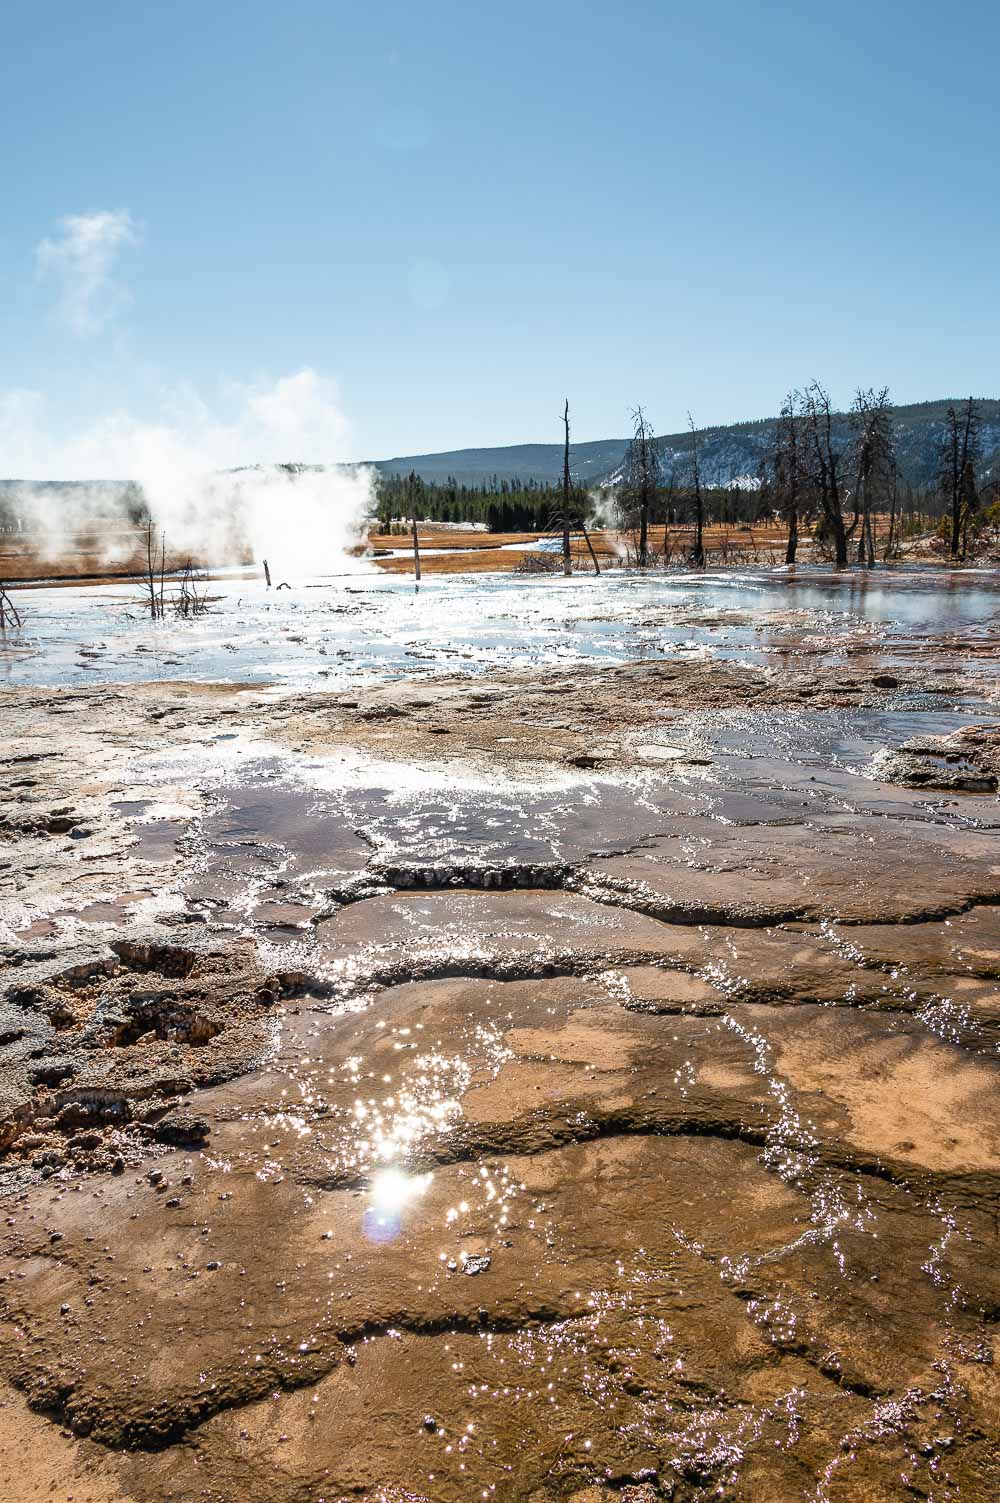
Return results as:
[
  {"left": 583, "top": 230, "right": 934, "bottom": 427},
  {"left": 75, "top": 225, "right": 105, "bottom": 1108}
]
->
[
  {"left": 2, "top": 570, "right": 1000, "bottom": 1501},
  {"left": 3, "top": 563, "right": 1000, "bottom": 689},
  {"left": 109, "top": 699, "right": 998, "bottom": 952}
]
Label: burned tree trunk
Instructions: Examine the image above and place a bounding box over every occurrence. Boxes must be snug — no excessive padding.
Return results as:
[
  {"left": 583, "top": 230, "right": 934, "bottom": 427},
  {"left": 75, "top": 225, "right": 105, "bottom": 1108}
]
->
[
  {"left": 803, "top": 383, "right": 853, "bottom": 566},
  {"left": 562, "top": 400, "right": 572, "bottom": 577},
  {"left": 764, "top": 394, "right": 804, "bottom": 565},
  {"left": 619, "top": 406, "right": 661, "bottom": 568},
  {"left": 143, "top": 520, "right": 164, "bottom": 619},
  {"left": 886, "top": 471, "right": 898, "bottom": 560},
  {"left": 407, "top": 470, "right": 422, "bottom": 582},
  {"left": 851, "top": 388, "right": 895, "bottom": 569},
  {"left": 688, "top": 413, "right": 705, "bottom": 568},
  {"left": 786, "top": 505, "right": 799, "bottom": 565},
  {"left": 579, "top": 519, "right": 601, "bottom": 574},
  {"left": 0, "top": 582, "right": 21, "bottom": 630},
  {"left": 942, "top": 399, "right": 981, "bottom": 560}
]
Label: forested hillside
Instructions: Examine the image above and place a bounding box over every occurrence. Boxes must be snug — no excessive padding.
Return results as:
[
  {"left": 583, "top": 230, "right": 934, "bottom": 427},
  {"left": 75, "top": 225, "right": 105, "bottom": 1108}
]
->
[{"left": 371, "top": 398, "right": 1000, "bottom": 490}]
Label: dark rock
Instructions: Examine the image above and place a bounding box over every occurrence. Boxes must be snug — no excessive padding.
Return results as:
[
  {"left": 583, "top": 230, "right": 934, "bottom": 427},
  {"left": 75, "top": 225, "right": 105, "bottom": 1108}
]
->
[{"left": 151, "top": 1112, "right": 209, "bottom": 1146}]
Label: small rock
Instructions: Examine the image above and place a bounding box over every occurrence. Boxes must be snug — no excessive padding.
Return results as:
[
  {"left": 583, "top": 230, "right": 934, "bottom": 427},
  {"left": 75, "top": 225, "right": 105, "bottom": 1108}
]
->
[
  {"left": 621, "top": 1486, "right": 661, "bottom": 1503},
  {"left": 621, "top": 1486, "right": 660, "bottom": 1503},
  {"left": 153, "top": 1112, "right": 209, "bottom": 1146},
  {"left": 462, "top": 1254, "right": 491, "bottom": 1276}
]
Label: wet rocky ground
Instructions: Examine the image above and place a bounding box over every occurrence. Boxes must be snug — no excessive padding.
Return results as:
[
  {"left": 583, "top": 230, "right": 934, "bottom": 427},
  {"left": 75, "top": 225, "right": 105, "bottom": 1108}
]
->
[{"left": 1, "top": 639, "right": 999, "bottom": 1501}]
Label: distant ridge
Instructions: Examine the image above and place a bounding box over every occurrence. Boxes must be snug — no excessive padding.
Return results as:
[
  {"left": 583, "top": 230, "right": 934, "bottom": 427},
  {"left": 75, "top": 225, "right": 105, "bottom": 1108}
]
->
[
  {"left": 4, "top": 399, "right": 998, "bottom": 497},
  {"left": 367, "top": 440, "right": 624, "bottom": 487},
  {"left": 369, "top": 398, "right": 1000, "bottom": 490}
]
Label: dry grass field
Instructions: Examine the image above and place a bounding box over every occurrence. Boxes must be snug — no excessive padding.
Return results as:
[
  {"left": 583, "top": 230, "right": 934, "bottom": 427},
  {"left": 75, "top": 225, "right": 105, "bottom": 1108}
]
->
[
  {"left": 1, "top": 517, "right": 928, "bottom": 586},
  {"left": 373, "top": 521, "right": 800, "bottom": 574},
  {"left": 369, "top": 528, "right": 537, "bottom": 552},
  {"left": 0, "top": 526, "right": 250, "bottom": 587}
]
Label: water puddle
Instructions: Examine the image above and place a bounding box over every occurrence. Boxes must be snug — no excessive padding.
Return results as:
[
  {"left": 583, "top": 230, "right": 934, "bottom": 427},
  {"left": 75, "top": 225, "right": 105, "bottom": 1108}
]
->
[{"left": 4, "top": 565, "right": 1000, "bottom": 690}]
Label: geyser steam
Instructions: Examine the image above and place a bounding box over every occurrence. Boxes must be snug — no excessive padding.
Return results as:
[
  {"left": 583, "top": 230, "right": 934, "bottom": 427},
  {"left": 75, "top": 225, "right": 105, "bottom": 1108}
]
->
[{"left": 0, "top": 369, "right": 375, "bottom": 576}]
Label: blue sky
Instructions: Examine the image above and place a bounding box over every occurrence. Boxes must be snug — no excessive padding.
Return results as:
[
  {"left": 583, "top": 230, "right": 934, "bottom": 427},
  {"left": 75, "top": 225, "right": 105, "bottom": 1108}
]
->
[{"left": 2, "top": 0, "right": 998, "bottom": 471}]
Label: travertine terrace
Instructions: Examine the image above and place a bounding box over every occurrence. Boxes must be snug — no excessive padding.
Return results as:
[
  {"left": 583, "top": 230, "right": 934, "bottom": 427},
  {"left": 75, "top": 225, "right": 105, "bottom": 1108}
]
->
[{"left": 1, "top": 569, "right": 999, "bottom": 1501}]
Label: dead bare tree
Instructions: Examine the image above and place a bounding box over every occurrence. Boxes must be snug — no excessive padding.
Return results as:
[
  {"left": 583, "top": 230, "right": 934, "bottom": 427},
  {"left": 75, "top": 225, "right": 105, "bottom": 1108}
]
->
[
  {"left": 802, "top": 382, "right": 854, "bottom": 566},
  {"left": 762, "top": 393, "right": 806, "bottom": 564},
  {"left": 561, "top": 399, "right": 572, "bottom": 577},
  {"left": 577, "top": 509, "right": 602, "bottom": 574},
  {"left": 539, "top": 423, "right": 600, "bottom": 574},
  {"left": 941, "top": 398, "right": 981, "bottom": 559},
  {"left": 143, "top": 520, "right": 165, "bottom": 619},
  {"left": 407, "top": 470, "right": 422, "bottom": 582},
  {"left": 0, "top": 582, "right": 22, "bottom": 629},
  {"left": 885, "top": 468, "right": 900, "bottom": 560},
  {"left": 654, "top": 467, "right": 678, "bottom": 564},
  {"left": 174, "top": 561, "right": 210, "bottom": 617},
  {"left": 687, "top": 412, "right": 705, "bottom": 567},
  {"left": 619, "top": 406, "right": 661, "bottom": 567},
  {"left": 851, "top": 387, "right": 896, "bottom": 567}
]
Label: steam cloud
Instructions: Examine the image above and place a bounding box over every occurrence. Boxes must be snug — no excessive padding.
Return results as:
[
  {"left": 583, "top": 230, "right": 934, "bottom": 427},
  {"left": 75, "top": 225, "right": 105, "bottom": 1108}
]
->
[
  {"left": 0, "top": 370, "right": 375, "bottom": 577},
  {"left": 35, "top": 210, "right": 142, "bottom": 336}
]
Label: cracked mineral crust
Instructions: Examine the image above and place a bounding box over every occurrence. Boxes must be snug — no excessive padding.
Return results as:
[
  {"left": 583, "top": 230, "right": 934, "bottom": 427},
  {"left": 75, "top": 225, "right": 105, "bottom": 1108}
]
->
[{"left": 0, "top": 644, "right": 999, "bottom": 1502}]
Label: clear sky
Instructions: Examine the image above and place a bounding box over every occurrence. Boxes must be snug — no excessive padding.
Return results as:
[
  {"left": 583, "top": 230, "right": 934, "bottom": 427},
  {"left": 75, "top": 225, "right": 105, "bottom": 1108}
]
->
[{"left": 2, "top": 0, "right": 998, "bottom": 472}]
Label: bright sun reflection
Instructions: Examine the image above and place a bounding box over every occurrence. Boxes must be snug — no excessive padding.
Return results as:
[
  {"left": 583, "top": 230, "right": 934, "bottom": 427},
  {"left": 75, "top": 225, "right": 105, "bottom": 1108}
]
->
[{"left": 363, "top": 1168, "right": 432, "bottom": 1243}]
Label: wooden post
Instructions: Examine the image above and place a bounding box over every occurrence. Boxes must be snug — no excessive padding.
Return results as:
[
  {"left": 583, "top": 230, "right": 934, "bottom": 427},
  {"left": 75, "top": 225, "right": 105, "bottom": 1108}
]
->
[{"left": 263, "top": 558, "right": 271, "bottom": 588}]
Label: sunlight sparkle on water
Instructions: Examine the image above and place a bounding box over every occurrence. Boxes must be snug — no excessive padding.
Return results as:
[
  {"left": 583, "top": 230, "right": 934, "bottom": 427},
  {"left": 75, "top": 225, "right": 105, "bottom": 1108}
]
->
[{"left": 363, "top": 1167, "right": 433, "bottom": 1243}]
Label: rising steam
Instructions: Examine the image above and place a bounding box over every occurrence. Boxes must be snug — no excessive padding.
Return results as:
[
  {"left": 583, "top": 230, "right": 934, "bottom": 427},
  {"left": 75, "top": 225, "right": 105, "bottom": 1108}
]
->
[{"left": 0, "top": 369, "right": 375, "bottom": 576}]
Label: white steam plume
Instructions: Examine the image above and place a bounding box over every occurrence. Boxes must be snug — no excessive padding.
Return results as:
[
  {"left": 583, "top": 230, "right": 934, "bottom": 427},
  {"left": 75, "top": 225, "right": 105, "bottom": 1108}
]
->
[
  {"left": 35, "top": 210, "right": 141, "bottom": 336},
  {"left": 586, "top": 486, "right": 628, "bottom": 559},
  {"left": 0, "top": 370, "right": 375, "bottom": 576}
]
